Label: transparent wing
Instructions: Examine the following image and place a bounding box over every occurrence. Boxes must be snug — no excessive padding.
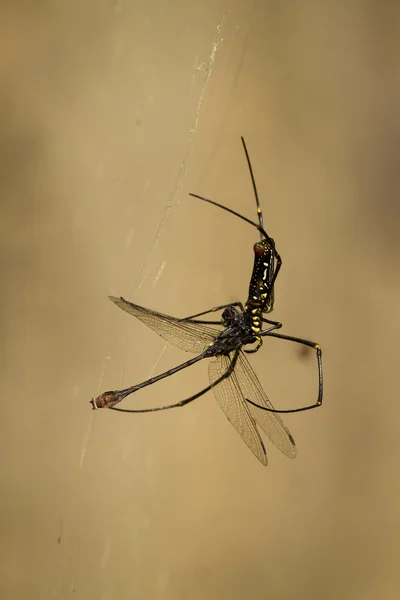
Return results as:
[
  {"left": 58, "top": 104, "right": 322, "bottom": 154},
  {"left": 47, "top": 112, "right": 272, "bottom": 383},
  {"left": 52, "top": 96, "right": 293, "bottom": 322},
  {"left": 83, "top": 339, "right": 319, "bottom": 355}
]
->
[
  {"left": 208, "top": 351, "right": 268, "bottom": 466},
  {"left": 110, "top": 296, "right": 219, "bottom": 353},
  {"left": 236, "top": 351, "right": 296, "bottom": 459}
]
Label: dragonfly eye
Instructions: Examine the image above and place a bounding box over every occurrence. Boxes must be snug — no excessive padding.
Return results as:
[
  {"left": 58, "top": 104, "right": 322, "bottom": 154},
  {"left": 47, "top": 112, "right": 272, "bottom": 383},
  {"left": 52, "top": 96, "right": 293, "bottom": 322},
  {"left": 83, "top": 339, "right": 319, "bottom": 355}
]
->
[{"left": 221, "top": 305, "right": 240, "bottom": 326}]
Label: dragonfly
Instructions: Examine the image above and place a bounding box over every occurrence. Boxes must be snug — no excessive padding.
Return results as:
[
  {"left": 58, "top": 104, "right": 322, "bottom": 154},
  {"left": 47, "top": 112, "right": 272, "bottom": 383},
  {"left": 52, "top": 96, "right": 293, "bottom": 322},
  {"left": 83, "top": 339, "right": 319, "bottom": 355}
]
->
[{"left": 91, "top": 138, "right": 323, "bottom": 466}]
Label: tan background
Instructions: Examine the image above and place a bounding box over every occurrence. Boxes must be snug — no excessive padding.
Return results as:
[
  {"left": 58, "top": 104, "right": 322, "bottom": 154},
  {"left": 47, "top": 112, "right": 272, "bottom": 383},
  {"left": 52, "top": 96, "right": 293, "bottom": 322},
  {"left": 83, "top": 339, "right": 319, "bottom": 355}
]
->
[{"left": 1, "top": 1, "right": 399, "bottom": 598}]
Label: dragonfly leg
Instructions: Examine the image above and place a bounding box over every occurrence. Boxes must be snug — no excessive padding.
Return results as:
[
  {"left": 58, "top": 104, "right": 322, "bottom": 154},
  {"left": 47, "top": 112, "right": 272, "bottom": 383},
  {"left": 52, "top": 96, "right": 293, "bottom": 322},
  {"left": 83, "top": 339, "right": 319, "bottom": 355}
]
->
[{"left": 244, "top": 337, "right": 263, "bottom": 354}]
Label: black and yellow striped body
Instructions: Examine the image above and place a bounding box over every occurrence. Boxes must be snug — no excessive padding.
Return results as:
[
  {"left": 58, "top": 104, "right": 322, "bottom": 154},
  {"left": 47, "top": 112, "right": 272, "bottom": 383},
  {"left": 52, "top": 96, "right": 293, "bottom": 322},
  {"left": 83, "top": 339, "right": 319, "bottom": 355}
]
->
[{"left": 244, "top": 239, "right": 276, "bottom": 338}]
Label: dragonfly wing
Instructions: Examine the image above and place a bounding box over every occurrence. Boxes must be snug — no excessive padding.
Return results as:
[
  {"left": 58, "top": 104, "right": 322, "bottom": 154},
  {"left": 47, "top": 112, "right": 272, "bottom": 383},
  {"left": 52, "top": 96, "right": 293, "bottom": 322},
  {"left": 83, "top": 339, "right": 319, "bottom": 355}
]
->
[
  {"left": 208, "top": 351, "right": 268, "bottom": 466},
  {"left": 109, "top": 296, "right": 218, "bottom": 353},
  {"left": 235, "top": 351, "right": 296, "bottom": 459}
]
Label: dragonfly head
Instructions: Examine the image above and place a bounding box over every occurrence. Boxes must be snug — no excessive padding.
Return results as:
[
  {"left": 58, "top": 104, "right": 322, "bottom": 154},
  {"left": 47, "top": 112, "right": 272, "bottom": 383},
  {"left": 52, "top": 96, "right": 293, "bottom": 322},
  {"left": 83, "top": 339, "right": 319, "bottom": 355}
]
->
[{"left": 221, "top": 305, "right": 242, "bottom": 327}]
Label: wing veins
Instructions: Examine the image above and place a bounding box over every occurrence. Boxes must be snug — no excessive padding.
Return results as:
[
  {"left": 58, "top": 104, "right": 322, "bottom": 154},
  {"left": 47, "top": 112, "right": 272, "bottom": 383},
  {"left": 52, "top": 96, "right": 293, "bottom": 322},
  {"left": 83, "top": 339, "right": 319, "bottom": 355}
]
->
[
  {"left": 110, "top": 296, "right": 219, "bottom": 353},
  {"left": 208, "top": 352, "right": 268, "bottom": 466},
  {"left": 236, "top": 351, "right": 296, "bottom": 458}
]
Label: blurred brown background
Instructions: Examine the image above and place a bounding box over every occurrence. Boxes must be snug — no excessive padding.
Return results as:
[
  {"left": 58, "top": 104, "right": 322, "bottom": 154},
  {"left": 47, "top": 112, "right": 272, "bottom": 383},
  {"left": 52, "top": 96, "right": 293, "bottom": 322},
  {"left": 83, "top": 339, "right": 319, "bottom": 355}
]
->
[{"left": 1, "top": 1, "right": 399, "bottom": 598}]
